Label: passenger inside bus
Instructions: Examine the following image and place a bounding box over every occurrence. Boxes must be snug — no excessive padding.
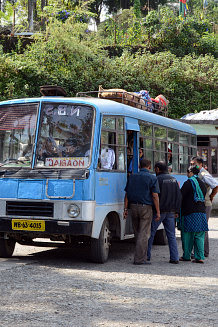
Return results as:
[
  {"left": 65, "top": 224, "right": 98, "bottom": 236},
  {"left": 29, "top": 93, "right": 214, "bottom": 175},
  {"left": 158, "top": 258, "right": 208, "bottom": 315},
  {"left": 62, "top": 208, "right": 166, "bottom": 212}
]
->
[
  {"left": 127, "top": 147, "right": 133, "bottom": 174},
  {"left": 63, "top": 139, "right": 91, "bottom": 157},
  {"left": 100, "top": 147, "right": 115, "bottom": 169},
  {"left": 168, "top": 148, "right": 172, "bottom": 172},
  {"left": 127, "top": 132, "right": 134, "bottom": 174},
  {"left": 37, "top": 137, "right": 60, "bottom": 160},
  {"left": 128, "top": 148, "right": 144, "bottom": 174},
  {"left": 62, "top": 138, "right": 78, "bottom": 157},
  {"left": 139, "top": 148, "right": 144, "bottom": 160},
  {"left": 78, "top": 143, "right": 91, "bottom": 157}
]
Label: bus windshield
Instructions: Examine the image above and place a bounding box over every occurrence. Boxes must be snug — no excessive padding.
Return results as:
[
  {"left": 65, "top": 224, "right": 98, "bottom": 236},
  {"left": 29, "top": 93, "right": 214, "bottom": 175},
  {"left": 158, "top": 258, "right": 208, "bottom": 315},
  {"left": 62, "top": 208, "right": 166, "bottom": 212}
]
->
[
  {"left": 0, "top": 104, "right": 38, "bottom": 168},
  {"left": 35, "top": 103, "right": 94, "bottom": 169}
]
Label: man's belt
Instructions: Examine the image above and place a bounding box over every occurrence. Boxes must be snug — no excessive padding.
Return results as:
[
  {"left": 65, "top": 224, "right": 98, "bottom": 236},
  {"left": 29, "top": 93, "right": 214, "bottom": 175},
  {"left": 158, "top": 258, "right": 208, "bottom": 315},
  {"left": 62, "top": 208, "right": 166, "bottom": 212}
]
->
[{"left": 131, "top": 202, "right": 151, "bottom": 206}]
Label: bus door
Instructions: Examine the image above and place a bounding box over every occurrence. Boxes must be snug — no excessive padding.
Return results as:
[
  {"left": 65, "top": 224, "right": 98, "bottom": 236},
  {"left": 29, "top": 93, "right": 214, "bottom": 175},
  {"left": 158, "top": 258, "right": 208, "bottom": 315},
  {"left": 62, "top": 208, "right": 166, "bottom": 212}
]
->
[
  {"left": 126, "top": 117, "right": 140, "bottom": 175},
  {"left": 127, "top": 130, "right": 139, "bottom": 175},
  {"left": 125, "top": 117, "right": 140, "bottom": 237}
]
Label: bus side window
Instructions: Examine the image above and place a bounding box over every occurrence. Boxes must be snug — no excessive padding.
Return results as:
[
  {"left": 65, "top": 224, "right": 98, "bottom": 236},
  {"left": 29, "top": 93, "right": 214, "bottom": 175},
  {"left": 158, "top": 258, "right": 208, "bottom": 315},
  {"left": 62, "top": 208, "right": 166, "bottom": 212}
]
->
[
  {"left": 99, "top": 128, "right": 116, "bottom": 170},
  {"left": 99, "top": 116, "right": 125, "bottom": 171}
]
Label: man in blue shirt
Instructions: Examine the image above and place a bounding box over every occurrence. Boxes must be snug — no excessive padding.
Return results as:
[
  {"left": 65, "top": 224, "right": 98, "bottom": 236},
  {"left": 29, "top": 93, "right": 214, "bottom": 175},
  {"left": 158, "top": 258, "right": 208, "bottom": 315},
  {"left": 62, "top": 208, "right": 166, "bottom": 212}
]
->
[{"left": 124, "top": 159, "right": 160, "bottom": 265}]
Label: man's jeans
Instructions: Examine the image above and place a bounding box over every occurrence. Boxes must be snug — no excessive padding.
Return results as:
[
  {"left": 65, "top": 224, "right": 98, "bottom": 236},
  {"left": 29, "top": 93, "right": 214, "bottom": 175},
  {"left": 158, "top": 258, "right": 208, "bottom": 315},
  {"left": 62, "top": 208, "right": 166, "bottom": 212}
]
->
[{"left": 147, "top": 212, "right": 179, "bottom": 262}]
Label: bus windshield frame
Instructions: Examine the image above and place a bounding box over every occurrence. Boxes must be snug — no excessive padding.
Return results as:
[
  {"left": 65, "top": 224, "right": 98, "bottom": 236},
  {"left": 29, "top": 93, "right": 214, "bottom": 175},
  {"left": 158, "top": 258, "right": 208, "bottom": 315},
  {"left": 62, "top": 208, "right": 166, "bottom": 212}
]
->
[{"left": 35, "top": 102, "right": 95, "bottom": 169}]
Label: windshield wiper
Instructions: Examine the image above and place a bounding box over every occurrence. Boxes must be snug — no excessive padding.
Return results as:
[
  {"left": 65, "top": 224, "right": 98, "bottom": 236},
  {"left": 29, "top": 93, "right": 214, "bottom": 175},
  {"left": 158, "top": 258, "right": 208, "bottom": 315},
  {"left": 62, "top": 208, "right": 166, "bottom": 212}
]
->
[
  {"left": 0, "top": 158, "right": 30, "bottom": 167},
  {"left": 0, "top": 166, "right": 23, "bottom": 177}
]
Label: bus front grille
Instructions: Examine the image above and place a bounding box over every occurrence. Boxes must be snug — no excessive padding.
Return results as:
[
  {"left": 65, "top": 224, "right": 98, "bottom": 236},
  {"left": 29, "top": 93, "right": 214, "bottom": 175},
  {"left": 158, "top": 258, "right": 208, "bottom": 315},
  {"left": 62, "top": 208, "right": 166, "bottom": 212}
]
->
[{"left": 6, "top": 201, "right": 54, "bottom": 218}]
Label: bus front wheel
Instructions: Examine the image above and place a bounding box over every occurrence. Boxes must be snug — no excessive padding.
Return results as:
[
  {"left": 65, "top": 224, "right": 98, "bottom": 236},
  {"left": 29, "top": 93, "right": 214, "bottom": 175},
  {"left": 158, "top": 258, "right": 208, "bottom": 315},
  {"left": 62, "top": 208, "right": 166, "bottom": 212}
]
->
[
  {"left": 90, "top": 217, "right": 111, "bottom": 263},
  {"left": 0, "top": 237, "right": 16, "bottom": 257}
]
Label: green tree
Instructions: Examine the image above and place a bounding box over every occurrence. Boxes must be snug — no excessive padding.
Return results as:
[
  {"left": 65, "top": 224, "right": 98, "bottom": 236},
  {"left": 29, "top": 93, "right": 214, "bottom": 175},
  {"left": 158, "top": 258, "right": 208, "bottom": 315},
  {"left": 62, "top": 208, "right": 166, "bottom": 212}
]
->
[
  {"left": 100, "top": 6, "right": 217, "bottom": 57},
  {"left": 133, "top": 0, "right": 141, "bottom": 18}
]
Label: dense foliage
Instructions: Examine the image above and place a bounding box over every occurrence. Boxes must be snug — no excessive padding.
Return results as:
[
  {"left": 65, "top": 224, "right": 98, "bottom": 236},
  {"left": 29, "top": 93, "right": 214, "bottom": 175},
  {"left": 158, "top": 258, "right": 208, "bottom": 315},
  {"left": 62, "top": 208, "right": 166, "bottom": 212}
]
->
[
  {"left": 0, "top": 17, "right": 217, "bottom": 118},
  {"left": 98, "top": 7, "right": 217, "bottom": 57},
  {"left": 0, "top": 1, "right": 217, "bottom": 117}
]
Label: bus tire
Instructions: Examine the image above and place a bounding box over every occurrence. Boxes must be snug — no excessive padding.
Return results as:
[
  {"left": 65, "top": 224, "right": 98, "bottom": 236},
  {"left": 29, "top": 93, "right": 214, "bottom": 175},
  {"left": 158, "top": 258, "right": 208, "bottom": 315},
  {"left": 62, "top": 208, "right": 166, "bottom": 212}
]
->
[
  {"left": 0, "top": 237, "right": 16, "bottom": 257},
  {"left": 153, "top": 229, "right": 168, "bottom": 245},
  {"left": 90, "top": 217, "right": 110, "bottom": 263}
]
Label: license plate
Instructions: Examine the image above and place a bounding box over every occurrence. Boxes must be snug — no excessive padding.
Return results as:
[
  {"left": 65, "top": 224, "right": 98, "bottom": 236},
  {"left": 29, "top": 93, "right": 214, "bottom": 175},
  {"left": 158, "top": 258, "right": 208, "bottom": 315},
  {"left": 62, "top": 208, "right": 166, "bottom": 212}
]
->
[{"left": 12, "top": 219, "right": 45, "bottom": 231}]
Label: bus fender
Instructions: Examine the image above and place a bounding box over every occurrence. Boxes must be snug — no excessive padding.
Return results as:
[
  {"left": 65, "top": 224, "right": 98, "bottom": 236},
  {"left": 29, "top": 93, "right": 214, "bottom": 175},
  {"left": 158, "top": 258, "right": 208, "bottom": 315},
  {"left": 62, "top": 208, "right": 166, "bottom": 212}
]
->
[{"left": 91, "top": 207, "right": 121, "bottom": 239}]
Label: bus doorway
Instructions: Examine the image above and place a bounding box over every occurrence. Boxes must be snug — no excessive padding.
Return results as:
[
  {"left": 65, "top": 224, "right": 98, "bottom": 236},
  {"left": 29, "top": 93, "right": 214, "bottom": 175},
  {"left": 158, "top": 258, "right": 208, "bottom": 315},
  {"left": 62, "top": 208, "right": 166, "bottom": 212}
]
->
[
  {"left": 127, "top": 130, "right": 139, "bottom": 176},
  {"left": 124, "top": 129, "right": 139, "bottom": 238}
]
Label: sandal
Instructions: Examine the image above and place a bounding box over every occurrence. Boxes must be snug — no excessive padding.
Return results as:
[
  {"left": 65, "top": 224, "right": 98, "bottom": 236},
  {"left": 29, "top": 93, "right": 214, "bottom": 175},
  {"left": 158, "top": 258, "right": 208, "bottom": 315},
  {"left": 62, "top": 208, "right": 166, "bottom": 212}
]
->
[
  {"left": 179, "top": 257, "right": 191, "bottom": 261},
  {"left": 192, "top": 259, "right": 204, "bottom": 264}
]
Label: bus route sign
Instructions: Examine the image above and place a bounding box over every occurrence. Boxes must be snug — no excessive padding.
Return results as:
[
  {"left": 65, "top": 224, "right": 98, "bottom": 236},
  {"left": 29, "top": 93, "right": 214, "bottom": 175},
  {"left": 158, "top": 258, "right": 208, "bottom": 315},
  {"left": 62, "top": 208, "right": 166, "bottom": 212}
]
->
[{"left": 45, "top": 157, "right": 89, "bottom": 168}]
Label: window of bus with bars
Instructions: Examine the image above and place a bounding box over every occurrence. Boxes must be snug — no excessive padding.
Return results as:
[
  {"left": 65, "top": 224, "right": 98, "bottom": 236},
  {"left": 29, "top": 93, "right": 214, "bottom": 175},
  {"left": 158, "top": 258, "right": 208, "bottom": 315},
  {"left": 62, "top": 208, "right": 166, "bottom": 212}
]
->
[
  {"left": 139, "top": 121, "right": 197, "bottom": 174},
  {"left": 98, "top": 116, "right": 126, "bottom": 171}
]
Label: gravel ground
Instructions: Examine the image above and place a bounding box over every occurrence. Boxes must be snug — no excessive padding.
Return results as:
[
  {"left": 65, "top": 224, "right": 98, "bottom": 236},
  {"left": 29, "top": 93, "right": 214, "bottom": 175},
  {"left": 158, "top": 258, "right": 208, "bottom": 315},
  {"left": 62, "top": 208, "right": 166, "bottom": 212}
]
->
[{"left": 0, "top": 217, "right": 218, "bottom": 327}]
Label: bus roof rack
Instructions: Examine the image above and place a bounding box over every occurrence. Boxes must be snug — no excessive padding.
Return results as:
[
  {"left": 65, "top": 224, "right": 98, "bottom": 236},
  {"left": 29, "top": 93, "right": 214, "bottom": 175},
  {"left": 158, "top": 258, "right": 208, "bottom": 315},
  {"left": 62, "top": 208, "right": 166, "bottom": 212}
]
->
[
  {"left": 40, "top": 85, "right": 67, "bottom": 97},
  {"left": 76, "top": 86, "right": 168, "bottom": 117}
]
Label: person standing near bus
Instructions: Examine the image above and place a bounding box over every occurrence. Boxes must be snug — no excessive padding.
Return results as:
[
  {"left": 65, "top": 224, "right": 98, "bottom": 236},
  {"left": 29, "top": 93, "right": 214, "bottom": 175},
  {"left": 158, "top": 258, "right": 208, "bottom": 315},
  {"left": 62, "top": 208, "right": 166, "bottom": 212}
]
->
[
  {"left": 147, "top": 161, "right": 182, "bottom": 264},
  {"left": 190, "top": 156, "right": 218, "bottom": 257},
  {"left": 180, "top": 165, "right": 208, "bottom": 263},
  {"left": 123, "top": 159, "right": 160, "bottom": 265}
]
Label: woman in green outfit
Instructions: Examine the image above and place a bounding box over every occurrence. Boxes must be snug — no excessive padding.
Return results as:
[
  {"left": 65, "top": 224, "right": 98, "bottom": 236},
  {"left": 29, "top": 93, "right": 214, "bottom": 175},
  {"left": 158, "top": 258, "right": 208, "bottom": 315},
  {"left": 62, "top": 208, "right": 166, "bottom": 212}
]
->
[{"left": 180, "top": 166, "right": 208, "bottom": 264}]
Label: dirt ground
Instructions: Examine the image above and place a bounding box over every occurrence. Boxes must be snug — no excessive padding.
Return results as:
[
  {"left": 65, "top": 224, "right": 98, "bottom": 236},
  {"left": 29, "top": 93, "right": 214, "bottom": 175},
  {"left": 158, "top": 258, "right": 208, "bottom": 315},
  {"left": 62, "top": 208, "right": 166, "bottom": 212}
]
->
[{"left": 0, "top": 217, "right": 218, "bottom": 327}]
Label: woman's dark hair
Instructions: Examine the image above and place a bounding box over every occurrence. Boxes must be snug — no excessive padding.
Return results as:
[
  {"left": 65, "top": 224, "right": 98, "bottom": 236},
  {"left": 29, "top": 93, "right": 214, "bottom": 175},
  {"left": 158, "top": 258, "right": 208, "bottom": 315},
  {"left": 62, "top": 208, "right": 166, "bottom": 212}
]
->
[{"left": 187, "top": 165, "right": 200, "bottom": 175}]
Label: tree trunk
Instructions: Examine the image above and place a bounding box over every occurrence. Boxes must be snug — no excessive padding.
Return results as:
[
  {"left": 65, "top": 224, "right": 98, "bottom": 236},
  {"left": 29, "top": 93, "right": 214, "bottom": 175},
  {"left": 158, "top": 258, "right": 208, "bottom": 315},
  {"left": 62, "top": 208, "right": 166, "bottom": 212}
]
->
[
  {"left": 28, "top": 0, "right": 34, "bottom": 31},
  {"left": 40, "top": 0, "right": 46, "bottom": 30}
]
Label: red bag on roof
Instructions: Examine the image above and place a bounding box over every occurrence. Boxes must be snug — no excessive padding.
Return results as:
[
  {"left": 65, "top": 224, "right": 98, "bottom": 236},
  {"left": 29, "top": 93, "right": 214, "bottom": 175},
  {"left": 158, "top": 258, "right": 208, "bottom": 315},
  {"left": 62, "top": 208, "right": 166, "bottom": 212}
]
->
[{"left": 155, "top": 95, "right": 169, "bottom": 107}]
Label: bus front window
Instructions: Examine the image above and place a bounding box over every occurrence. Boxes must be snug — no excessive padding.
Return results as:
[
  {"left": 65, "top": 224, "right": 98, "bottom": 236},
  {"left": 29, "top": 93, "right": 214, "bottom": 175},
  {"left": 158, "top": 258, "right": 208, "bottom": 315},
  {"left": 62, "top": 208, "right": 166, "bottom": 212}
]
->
[
  {"left": 36, "top": 103, "right": 94, "bottom": 168},
  {"left": 0, "top": 104, "right": 38, "bottom": 168}
]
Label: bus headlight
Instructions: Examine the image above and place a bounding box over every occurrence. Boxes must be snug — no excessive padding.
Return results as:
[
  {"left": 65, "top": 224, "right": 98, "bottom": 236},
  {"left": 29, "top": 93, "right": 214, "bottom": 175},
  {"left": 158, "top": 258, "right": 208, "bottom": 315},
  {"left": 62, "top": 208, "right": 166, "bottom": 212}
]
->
[{"left": 67, "top": 204, "right": 80, "bottom": 218}]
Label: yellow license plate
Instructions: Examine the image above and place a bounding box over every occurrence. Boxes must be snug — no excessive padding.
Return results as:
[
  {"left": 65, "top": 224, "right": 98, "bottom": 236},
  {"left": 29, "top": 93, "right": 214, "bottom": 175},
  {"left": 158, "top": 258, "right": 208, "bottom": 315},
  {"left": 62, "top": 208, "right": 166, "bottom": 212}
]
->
[{"left": 12, "top": 219, "right": 45, "bottom": 231}]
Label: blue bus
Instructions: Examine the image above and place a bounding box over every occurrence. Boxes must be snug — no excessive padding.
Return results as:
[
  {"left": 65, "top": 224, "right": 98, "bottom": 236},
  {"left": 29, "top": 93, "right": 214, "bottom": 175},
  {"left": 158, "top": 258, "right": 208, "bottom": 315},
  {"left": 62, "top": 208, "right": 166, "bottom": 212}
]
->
[{"left": 0, "top": 89, "right": 197, "bottom": 262}]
